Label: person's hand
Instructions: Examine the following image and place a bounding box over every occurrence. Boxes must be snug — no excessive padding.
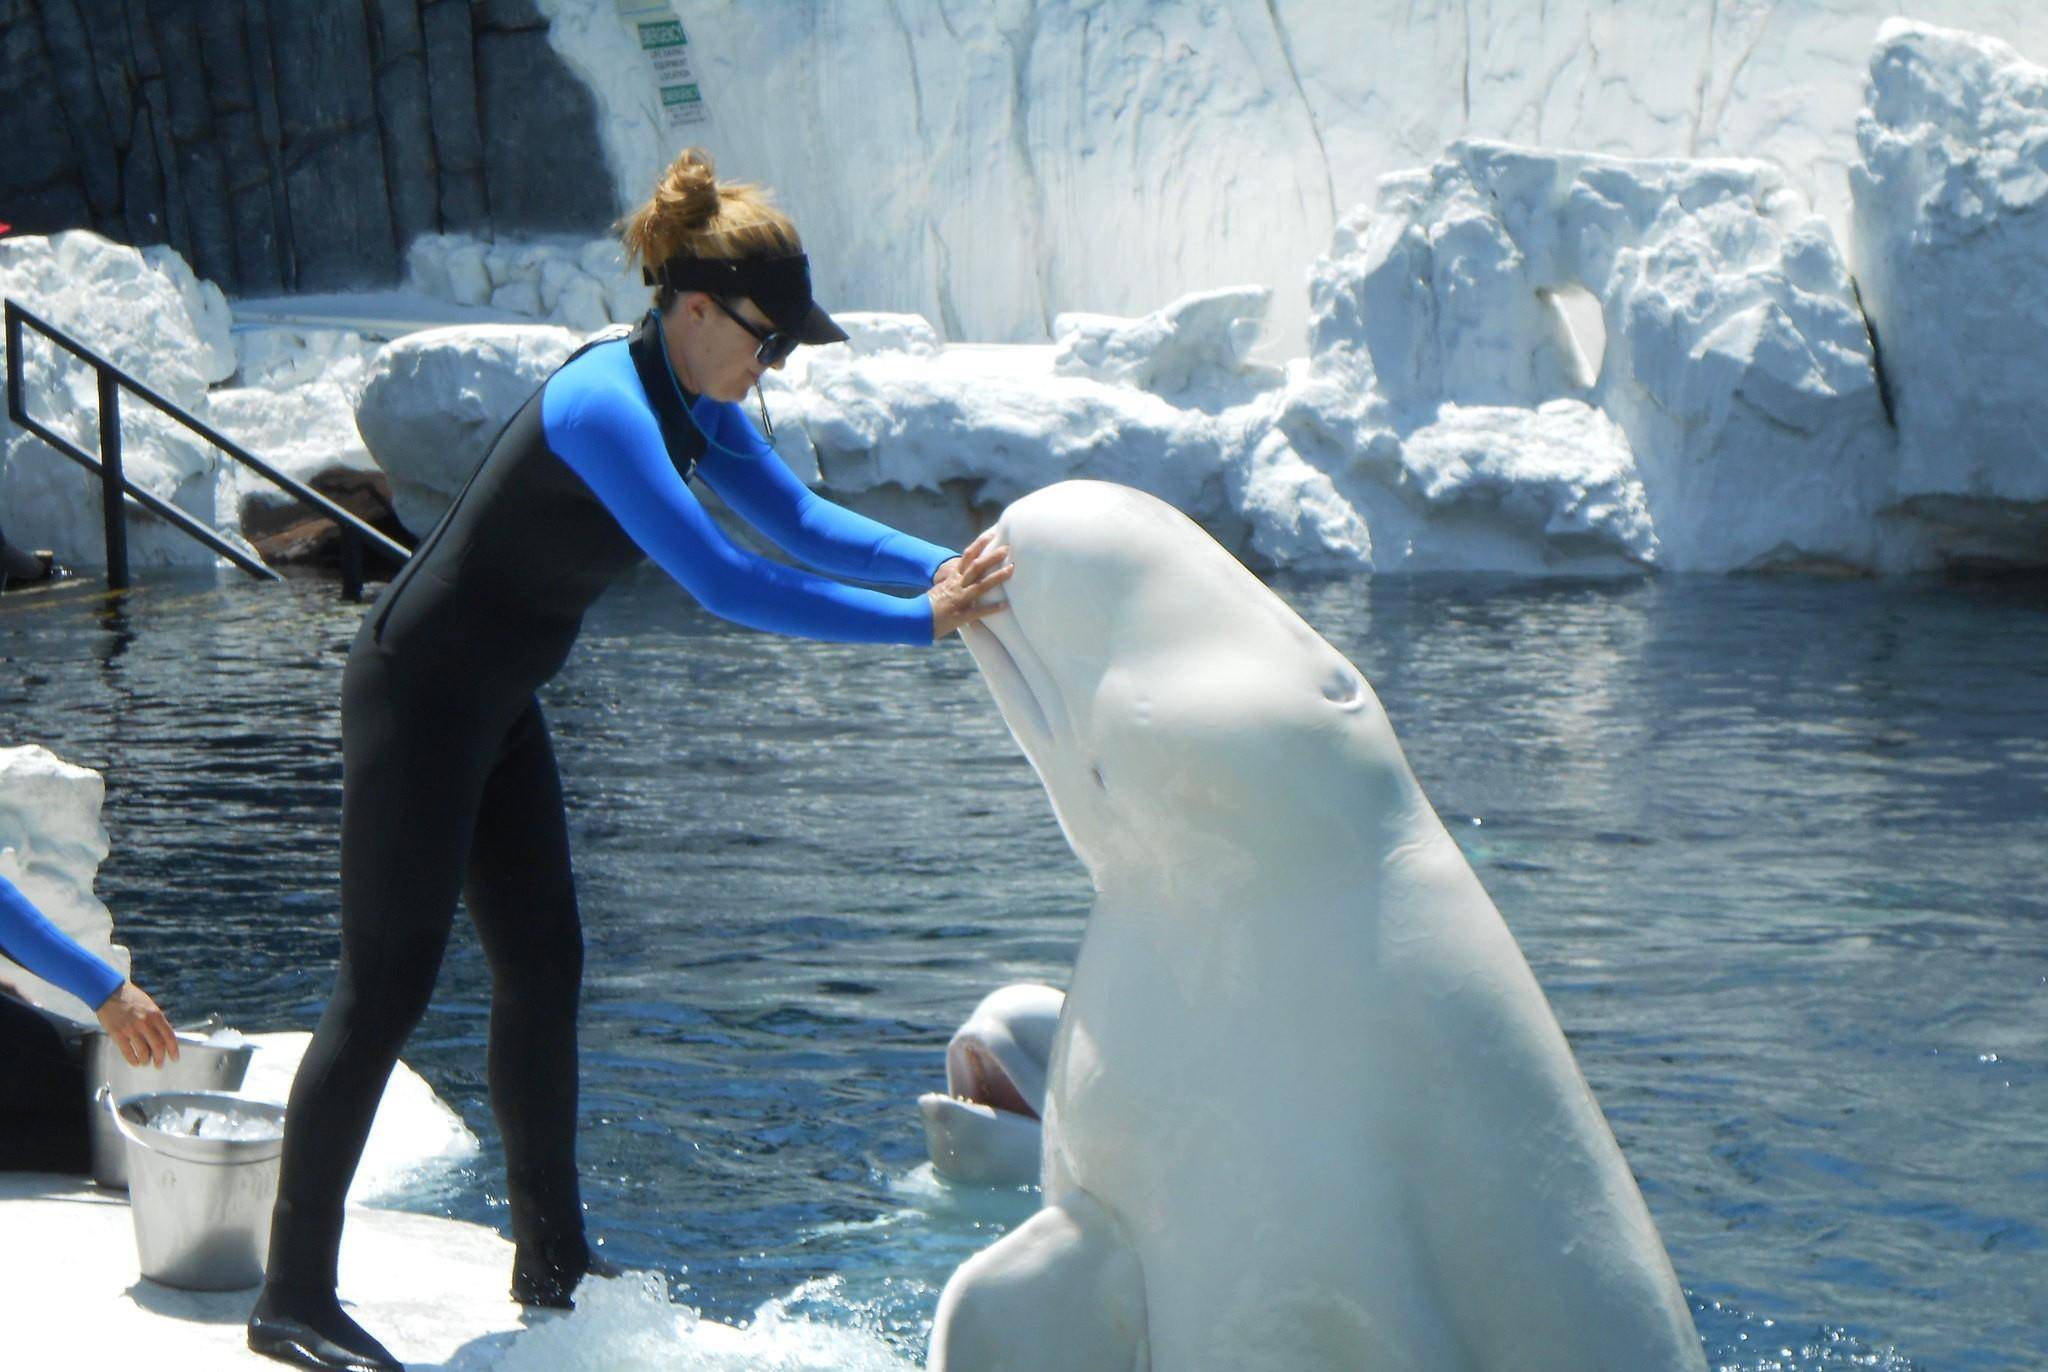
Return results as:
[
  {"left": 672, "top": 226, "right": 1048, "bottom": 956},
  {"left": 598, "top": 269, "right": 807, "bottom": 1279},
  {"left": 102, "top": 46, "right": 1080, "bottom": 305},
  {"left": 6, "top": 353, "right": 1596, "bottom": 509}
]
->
[
  {"left": 96, "top": 981, "right": 180, "bottom": 1068},
  {"left": 928, "top": 529, "right": 1014, "bottom": 639}
]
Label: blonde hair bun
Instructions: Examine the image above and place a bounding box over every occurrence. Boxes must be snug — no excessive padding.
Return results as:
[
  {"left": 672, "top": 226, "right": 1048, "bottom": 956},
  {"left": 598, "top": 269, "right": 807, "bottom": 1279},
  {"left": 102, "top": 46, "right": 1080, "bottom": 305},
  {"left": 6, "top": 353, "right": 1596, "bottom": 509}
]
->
[
  {"left": 664, "top": 149, "right": 720, "bottom": 232},
  {"left": 619, "top": 147, "right": 802, "bottom": 292}
]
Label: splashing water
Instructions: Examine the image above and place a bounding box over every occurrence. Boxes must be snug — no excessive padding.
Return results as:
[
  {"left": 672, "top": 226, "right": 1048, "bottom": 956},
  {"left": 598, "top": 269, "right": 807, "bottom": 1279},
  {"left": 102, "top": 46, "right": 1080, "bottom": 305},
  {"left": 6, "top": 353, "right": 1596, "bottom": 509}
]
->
[{"left": 488, "top": 1271, "right": 918, "bottom": 1372}]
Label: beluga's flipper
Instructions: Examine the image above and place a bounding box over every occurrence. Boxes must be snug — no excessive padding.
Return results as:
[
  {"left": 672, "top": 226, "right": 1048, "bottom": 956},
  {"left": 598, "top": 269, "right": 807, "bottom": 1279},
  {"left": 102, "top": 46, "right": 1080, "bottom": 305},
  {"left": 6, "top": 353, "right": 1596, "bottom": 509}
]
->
[{"left": 928, "top": 1188, "right": 1149, "bottom": 1372}]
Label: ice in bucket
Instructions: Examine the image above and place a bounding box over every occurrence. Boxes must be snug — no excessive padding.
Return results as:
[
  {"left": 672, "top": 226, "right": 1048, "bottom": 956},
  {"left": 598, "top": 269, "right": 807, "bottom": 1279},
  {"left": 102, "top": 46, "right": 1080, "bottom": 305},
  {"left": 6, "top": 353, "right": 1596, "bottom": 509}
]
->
[{"left": 143, "top": 1102, "right": 284, "bottom": 1142}]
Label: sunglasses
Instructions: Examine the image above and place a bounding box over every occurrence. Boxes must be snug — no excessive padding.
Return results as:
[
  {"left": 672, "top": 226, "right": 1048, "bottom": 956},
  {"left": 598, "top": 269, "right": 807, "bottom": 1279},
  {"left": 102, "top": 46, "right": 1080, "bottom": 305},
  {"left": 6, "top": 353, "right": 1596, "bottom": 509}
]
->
[{"left": 711, "top": 296, "right": 800, "bottom": 368}]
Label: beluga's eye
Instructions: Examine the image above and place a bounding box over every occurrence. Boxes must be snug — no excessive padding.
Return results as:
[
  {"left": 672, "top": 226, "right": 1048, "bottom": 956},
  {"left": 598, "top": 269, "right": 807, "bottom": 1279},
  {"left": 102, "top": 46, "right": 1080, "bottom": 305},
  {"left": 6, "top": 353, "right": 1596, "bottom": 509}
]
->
[
  {"left": 1323, "top": 668, "right": 1366, "bottom": 709},
  {"left": 1089, "top": 763, "right": 1107, "bottom": 791}
]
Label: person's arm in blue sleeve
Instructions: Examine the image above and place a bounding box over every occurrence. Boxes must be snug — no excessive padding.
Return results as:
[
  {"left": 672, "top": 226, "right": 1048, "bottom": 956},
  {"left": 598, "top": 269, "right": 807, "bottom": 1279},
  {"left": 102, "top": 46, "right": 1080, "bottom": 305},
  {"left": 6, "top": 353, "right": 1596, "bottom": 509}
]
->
[
  {"left": 543, "top": 380, "right": 936, "bottom": 645},
  {"left": 0, "top": 872, "right": 123, "bottom": 1009},
  {"left": 0, "top": 873, "right": 179, "bottom": 1065},
  {"left": 691, "top": 399, "right": 958, "bottom": 587}
]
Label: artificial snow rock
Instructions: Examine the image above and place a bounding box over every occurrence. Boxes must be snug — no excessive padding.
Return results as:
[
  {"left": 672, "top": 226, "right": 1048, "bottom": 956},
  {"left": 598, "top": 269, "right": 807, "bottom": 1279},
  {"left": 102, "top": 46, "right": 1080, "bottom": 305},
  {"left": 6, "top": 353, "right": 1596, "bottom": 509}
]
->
[
  {"left": 354, "top": 324, "right": 584, "bottom": 536},
  {"left": 1851, "top": 19, "right": 2048, "bottom": 569}
]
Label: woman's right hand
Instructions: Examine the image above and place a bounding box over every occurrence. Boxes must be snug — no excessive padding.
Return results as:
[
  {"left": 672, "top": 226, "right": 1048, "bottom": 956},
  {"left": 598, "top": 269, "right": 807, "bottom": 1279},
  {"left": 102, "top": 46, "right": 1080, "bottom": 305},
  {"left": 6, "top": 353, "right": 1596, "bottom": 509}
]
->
[
  {"left": 96, "top": 981, "right": 180, "bottom": 1068},
  {"left": 929, "top": 529, "right": 1014, "bottom": 639}
]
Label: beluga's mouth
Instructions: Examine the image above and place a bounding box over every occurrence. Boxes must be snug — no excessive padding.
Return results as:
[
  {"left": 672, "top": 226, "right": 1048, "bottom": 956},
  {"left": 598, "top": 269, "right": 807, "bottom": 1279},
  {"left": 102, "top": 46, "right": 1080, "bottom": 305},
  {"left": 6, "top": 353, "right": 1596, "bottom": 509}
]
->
[{"left": 946, "top": 1038, "right": 1039, "bottom": 1121}]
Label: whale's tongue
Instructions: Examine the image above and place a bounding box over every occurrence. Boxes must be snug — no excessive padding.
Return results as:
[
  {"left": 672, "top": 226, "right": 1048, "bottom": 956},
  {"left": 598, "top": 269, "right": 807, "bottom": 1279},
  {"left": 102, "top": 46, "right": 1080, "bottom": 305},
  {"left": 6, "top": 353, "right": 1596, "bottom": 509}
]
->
[{"left": 946, "top": 1039, "right": 1040, "bottom": 1121}]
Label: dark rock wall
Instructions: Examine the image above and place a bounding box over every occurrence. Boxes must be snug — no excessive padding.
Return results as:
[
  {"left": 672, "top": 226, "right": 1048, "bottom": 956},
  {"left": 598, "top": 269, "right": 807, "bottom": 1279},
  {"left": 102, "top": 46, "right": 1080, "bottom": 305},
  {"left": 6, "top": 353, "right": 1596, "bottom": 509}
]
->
[{"left": 0, "top": 0, "right": 617, "bottom": 294}]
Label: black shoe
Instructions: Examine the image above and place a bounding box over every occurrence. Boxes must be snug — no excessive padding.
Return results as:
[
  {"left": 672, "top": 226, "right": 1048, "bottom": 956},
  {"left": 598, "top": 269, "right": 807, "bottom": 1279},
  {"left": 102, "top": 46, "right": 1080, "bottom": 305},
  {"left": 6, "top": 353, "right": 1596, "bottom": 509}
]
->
[
  {"left": 510, "top": 1236, "right": 622, "bottom": 1310},
  {"left": 247, "top": 1284, "right": 402, "bottom": 1371}
]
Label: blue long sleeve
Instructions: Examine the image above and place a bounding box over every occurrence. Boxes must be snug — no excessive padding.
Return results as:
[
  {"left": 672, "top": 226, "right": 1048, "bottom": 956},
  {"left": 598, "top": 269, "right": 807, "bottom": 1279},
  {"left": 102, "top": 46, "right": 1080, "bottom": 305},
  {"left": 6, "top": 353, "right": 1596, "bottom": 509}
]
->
[
  {"left": 690, "top": 400, "right": 958, "bottom": 587},
  {"left": 0, "top": 872, "right": 122, "bottom": 1009},
  {"left": 540, "top": 354, "right": 937, "bottom": 646}
]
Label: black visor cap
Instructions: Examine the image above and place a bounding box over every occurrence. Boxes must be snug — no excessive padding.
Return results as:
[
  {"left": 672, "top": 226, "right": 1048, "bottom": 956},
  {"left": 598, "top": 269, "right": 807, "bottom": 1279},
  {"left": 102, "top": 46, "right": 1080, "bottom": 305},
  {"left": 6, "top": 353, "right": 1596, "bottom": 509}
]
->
[{"left": 647, "top": 253, "right": 848, "bottom": 346}]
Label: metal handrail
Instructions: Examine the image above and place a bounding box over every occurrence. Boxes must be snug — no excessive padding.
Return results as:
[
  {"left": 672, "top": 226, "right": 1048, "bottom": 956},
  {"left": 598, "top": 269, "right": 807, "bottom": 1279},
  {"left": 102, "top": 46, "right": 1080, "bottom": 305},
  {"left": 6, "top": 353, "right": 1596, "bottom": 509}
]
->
[{"left": 4, "top": 298, "right": 411, "bottom": 598}]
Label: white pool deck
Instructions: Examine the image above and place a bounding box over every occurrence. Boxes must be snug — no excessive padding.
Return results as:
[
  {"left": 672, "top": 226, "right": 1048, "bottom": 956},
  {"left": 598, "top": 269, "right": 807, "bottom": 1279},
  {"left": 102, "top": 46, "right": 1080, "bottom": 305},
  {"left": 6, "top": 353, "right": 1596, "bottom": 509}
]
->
[{"left": 1, "top": 1174, "right": 529, "bottom": 1368}]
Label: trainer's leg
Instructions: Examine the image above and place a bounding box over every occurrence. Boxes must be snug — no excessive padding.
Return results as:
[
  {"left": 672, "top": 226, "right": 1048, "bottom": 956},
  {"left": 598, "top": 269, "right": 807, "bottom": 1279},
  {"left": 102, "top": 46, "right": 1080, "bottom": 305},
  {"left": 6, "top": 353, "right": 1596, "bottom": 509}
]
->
[
  {"left": 463, "top": 700, "right": 593, "bottom": 1306},
  {"left": 251, "top": 659, "right": 495, "bottom": 1371}
]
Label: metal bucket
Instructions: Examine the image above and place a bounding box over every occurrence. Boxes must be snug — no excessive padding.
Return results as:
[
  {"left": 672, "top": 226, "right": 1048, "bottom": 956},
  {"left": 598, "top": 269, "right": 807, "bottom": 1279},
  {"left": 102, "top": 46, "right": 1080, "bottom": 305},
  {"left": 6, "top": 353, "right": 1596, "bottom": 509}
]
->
[
  {"left": 104, "top": 1088, "right": 284, "bottom": 1291},
  {"left": 86, "top": 1021, "right": 254, "bottom": 1188}
]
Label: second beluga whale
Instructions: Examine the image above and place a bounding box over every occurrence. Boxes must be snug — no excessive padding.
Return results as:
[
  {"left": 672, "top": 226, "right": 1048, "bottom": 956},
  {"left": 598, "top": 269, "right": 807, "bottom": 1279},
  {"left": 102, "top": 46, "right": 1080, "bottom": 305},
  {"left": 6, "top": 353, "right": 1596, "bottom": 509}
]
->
[{"left": 920, "top": 982, "right": 1064, "bottom": 1187}]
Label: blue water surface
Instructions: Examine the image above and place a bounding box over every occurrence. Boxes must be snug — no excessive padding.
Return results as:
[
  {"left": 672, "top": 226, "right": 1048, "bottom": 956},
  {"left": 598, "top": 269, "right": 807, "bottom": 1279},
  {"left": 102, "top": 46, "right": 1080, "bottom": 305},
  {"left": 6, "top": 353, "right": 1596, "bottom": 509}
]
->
[{"left": 1, "top": 565, "right": 2042, "bottom": 1368}]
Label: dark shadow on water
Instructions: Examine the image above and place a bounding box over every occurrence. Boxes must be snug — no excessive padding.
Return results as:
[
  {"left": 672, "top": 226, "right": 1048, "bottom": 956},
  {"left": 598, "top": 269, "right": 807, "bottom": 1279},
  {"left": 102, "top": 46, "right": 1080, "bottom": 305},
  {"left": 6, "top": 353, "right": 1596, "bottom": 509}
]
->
[{"left": 94, "top": 593, "right": 136, "bottom": 666}]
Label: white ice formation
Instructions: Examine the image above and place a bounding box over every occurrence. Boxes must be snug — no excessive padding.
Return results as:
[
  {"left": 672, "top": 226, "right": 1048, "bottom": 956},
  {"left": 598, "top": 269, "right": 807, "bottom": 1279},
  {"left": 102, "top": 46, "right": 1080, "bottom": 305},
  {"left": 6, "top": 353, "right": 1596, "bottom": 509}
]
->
[
  {"left": 4, "top": 18, "right": 2047, "bottom": 578},
  {"left": 403, "top": 233, "right": 650, "bottom": 334},
  {"left": 347, "top": 139, "right": 1900, "bottom": 577},
  {"left": 1284, "top": 141, "right": 1897, "bottom": 573},
  {"left": 208, "top": 327, "right": 385, "bottom": 520},
  {"left": 531, "top": 0, "right": 2048, "bottom": 354},
  {"left": 1850, "top": 19, "right": 2048, "bottom": 566},
  {"left": 0, "top": 231, "right": 395, "bottom": 558},
  {"left": 353, "top": 323, "right": 584, "bottom": 535},
  {"left": 0, "top": 233, "right": 234, "bottom": 568},
  {"left": 1053, "top": 288, "right": 1284, "bottom": 400},
  {"left": 0, "top": 744, "right": 129, "bottom": 1022}
]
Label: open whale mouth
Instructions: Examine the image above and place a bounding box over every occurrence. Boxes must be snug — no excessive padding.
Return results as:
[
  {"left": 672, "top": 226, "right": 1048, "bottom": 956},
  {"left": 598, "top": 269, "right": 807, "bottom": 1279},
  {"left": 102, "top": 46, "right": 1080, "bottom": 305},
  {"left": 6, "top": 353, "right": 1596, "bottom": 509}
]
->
[{"left": 945, "top": 1039, "right": 1040, "bottom": 1122}]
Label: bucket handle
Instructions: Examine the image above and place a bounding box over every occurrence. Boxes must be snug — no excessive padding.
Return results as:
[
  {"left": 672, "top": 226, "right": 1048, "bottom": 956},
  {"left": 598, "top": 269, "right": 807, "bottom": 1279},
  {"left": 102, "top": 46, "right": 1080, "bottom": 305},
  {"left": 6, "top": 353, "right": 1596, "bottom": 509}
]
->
[{"left": 99, "top": 1085, "right": 148, "bottom": 1152}]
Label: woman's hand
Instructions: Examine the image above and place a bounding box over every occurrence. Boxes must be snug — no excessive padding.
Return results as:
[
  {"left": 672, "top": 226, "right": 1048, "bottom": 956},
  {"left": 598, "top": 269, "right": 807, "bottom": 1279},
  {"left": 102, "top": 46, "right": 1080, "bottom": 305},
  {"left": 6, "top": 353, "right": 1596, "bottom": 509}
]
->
[
  {"left": 96, "top": 981, "right": 180, "bottom": 1068},
  {"left": 929, "top": 529, "right": 1014, "bottom": 639}
]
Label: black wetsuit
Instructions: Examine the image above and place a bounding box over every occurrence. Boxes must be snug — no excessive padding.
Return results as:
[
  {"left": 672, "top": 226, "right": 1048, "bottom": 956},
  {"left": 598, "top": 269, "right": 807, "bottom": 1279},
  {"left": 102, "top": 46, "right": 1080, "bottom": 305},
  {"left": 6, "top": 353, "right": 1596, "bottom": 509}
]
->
[{"left": 257, "top": 313, "right": 953, "bottom": 1357}]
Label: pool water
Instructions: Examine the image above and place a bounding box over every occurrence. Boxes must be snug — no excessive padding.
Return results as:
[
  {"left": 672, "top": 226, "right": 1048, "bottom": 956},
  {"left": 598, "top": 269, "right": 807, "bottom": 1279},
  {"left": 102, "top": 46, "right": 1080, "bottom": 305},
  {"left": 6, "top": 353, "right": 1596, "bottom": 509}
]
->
[{"left": 2, "top": 566, "right": 2042, "bottom": 1368}]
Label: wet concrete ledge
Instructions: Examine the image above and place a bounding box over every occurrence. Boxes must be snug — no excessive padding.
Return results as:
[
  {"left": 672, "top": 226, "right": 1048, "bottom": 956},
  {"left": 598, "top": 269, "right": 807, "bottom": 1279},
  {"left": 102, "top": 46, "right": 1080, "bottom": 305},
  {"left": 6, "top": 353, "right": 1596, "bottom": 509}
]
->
[{"left": 1, "top": 1174, "right": 529, "bottom": 1369}]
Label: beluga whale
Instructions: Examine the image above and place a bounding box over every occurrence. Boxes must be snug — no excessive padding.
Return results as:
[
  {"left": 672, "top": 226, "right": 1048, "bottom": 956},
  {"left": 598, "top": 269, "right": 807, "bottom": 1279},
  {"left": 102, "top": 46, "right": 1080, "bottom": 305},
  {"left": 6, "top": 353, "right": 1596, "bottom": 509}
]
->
[
  {"left": 931, "top": 481, "right": 1705, "bottom": 1371},
  {"left": 919, "top": 982, "right": 1065, "bottom": 1187}
]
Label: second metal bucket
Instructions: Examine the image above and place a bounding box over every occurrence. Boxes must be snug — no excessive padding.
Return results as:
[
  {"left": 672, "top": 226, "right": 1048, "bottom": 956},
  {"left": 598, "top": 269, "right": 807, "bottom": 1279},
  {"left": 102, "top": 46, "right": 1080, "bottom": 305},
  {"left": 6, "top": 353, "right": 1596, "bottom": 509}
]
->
[
  {"left": 85, "top": 1025, "right": 255, "bottom": 1188},
  {"left": 106, "top": 1088, "right": 285, "bottom": 1291}
]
